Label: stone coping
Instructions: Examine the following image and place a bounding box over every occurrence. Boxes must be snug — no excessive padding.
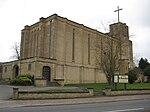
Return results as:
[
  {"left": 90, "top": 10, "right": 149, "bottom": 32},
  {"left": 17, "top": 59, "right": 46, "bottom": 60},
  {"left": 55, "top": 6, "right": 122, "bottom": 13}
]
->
[
  {"left": 18, "top": 91, "right": 89, "bottom": 94},
  {"left": 12, "top": 88, "right": 93, "bottom": 100},
  {"left": 103, "top": 89, "right": 150, "bottom": 96}
]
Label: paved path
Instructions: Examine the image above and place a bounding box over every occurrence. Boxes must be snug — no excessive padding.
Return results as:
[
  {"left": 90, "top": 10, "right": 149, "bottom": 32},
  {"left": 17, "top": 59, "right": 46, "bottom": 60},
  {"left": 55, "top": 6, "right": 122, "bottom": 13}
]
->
[{"left": 0, "top": 85, "right": 13, "bottom": 100}]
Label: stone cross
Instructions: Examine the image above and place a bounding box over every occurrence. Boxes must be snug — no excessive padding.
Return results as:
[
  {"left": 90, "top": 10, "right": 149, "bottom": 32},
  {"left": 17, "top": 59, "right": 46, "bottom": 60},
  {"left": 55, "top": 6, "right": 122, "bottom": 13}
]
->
[{"left": 114, "top": 6, "right": 123, "bottom": 22}]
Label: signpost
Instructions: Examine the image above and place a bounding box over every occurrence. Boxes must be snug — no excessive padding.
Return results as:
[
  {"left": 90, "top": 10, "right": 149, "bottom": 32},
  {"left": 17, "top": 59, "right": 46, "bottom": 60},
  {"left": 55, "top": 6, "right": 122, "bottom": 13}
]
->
[
  {"left": 114, "top": 59, "right": 129, "bottom": 90},
  {"left": 114, "top": 75, "right": 128, "bottom": 90}
]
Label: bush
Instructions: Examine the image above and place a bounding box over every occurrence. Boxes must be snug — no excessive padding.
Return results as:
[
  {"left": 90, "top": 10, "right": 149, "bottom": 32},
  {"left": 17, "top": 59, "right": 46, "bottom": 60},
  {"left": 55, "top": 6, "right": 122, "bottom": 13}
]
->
[
  {"left": 144, "top": 65, "right": 150, "bottom": 77},
  {"left": 143, "top": 65, "right": 150, "bottom": 83},
  {"left": 128, "top": 68, "right": 138, "bottom": 84},
  {"left": 147, "top": 77, "right": 150, "bottom": 83},
  {"left": 10, "top": 74, "right": 34, "bottom": 86},
  {"left": 17, "top": 74, "right": 34, "bottom": 82}
]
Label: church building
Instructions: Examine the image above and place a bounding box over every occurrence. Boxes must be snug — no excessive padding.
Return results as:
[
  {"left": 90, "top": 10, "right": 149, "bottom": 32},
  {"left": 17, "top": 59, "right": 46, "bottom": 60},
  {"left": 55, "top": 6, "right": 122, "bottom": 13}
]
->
[{"left": 1, "top": 14, "right": 133, "bottom": 85}]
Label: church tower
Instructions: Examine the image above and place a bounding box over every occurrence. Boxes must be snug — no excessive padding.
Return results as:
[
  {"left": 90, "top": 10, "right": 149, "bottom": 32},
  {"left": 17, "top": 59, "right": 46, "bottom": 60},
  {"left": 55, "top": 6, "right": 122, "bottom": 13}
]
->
[
  {"left": 108, "top": 22, "right": 134, "bottom": 69},
  {"left": 109, "top": 22, "right": 129, "bottom": 41}
]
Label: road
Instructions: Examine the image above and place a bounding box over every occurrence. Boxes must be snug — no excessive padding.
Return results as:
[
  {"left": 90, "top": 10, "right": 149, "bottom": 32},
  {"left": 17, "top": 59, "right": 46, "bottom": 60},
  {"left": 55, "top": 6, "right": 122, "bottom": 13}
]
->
[{"left": 0, "top": 99, "right": 150, "bottom": 112}]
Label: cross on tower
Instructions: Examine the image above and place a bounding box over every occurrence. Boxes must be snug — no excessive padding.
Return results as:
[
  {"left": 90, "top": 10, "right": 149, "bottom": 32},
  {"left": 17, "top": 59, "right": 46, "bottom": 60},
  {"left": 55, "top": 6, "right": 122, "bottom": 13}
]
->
[{"left": 114, "top": 6, "right": 123, "bottom": 22}]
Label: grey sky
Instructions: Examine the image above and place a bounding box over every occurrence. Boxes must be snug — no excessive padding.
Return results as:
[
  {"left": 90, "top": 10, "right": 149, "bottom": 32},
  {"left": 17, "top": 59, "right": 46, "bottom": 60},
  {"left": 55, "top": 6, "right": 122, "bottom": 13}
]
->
[{"left": 0, "top": 0, "right": 150, "bottom": 63}]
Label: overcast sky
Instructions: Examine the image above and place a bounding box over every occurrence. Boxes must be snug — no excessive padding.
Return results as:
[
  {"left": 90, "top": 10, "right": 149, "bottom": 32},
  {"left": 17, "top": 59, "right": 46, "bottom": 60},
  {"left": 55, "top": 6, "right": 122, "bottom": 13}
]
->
[{"left": 0, "top": 0, "right": 150, "bottom": 63}]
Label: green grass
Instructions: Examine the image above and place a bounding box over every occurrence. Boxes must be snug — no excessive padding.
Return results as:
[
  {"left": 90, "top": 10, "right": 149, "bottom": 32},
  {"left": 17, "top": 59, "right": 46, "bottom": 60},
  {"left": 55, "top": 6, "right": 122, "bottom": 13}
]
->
[
  {"left": 126, "top": 83, "right": 150, "bottom": 89},
  {"left": 65, "top": 83, "right": 150, "bottom": 92},
  {"left": 65, "top": 83, "right": 113, "bottom": 92}
]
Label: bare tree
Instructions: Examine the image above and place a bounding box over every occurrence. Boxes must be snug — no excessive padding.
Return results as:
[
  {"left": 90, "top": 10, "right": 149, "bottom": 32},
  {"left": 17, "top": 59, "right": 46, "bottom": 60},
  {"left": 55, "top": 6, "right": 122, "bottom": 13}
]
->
[
  {"left": 11, "top": 42, "right": 20, "bottom": 60},
  {"left": 96, "top": 39, "right": 120, "bottom": 84}
]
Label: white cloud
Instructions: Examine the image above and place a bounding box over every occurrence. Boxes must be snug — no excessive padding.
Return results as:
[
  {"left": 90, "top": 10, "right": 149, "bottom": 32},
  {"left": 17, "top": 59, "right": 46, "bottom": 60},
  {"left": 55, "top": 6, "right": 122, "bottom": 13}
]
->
[{"left": 0, "top": 0, "right": 150, "bottom": 62}]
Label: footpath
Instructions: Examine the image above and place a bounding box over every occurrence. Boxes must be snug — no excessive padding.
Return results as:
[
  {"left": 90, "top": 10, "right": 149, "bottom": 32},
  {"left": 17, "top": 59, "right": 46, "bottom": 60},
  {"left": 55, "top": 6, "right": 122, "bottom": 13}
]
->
[{"left": 0, "top": 94, "right": 150, "bottom": 108}]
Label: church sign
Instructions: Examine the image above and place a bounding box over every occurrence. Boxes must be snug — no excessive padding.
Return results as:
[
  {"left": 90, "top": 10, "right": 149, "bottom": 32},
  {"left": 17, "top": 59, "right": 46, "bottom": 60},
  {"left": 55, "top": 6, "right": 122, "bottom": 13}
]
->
[
  {"left": 114, "top": 75, "right": 128, "bottom": 83},
  {"left": 119, "top": 75, "right": 128, "bottom": 83}
]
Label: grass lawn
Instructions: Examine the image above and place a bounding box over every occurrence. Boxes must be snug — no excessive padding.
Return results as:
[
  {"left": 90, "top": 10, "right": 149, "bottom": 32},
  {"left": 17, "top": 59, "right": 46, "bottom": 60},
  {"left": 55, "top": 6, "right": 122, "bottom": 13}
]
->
[{"left": 65, "top": 83, "right": 150, "bottom": 92}]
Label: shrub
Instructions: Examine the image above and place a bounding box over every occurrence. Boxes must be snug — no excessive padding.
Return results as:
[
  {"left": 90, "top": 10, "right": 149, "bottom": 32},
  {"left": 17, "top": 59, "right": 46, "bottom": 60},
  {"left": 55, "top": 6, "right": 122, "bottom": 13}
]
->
[
  {"left": 10, "top": 74, "right": 34, "bottom": 86},
  {"left": 143, "top": 65, "right": 150, "bottom": 83},
  {"left": 147, "top": 77, "right": 150, "bottom": 83},
  {"left": 17, "top": 74, "right": 34, "bottom": 82},
  {"left": 128, "top": 68, "right": 138, "bottom": 84},
  {"left": 144, "top": 65, "right": 150, "bottom": 77}
]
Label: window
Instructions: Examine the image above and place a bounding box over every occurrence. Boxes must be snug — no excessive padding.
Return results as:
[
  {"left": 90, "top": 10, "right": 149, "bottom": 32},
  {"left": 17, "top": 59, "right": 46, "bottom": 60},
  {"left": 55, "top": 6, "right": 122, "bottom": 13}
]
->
[
  {"left": 0, "top": 67, "right": 2, "bottom": 73},
  {"left": 33, "top": 30, "right": 36, "bottom": 56},
  {"left": 88, "top": 34, "right": 90, "bottom": 64},
  {"left": 28, "top": 64, "right": 32, "bottom": 71},
  {"left": 72, "top": 29, "right": 75, "bottom": 62},
  {"left": 5, "top": 67, "right": 7, "bottom": 72},
  {"left": 0, "top": 64, "right": 2, "bottom": 73}
]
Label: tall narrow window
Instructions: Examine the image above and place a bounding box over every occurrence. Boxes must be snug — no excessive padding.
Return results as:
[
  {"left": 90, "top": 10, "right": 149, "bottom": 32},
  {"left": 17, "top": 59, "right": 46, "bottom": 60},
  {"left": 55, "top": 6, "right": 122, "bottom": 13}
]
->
[
  {"left": 49, "top": 21, "right": 52, "bottom": 58},
  {"left": 28, "top": 64, "right": 32, "bottom": 71},
  {"left": 0, "top": 65, "right": 2, "bottom": 73},
  {"left": 72, "top": 29, "right": 75, "bottom": 62},
  {"left": 33, "top": 30, "right": 36, "bottom": 56},
  {"left": 88, "top": 34, "right": 90, "bottom": 64},
  {"left": 30, "top": 31, "right": 33, "bottom": 57},
  {"left": 37, "top": 28, "right": 39, "bottom": 56},
  {"left": 5, "top": 67, "right": 7, "bottom": 72},
  {"left": 21, "top": 32, "right": 24, "bottom": 58}
]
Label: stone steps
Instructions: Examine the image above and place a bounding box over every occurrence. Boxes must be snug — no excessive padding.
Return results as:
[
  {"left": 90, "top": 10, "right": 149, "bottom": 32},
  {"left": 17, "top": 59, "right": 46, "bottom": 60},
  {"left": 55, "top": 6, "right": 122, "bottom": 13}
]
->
[{"left": 47, "top": 82, "right": 61, "bottom": 87}]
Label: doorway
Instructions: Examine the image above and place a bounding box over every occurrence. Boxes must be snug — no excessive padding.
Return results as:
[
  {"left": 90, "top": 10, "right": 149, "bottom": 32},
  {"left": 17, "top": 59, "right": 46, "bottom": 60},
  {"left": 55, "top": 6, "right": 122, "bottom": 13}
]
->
[
  {"left": 13, "top": 65, "right": 19, "bottom": 79},
  {"left": 42, "top": 66, "right": 51, "bottom": 81}
]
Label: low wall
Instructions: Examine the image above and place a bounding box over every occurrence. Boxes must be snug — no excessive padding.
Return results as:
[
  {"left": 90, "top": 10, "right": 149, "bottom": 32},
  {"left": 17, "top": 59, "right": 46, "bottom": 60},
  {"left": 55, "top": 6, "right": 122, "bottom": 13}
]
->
[
  {"left": 103, "top": 89, "right": 150, "bottom": 96},
  {"left": 12, "top": 88, "right": 93, "bottom": 100},
  {"left": 34, "top": 79, "right": 47, "bottom": 87}
]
